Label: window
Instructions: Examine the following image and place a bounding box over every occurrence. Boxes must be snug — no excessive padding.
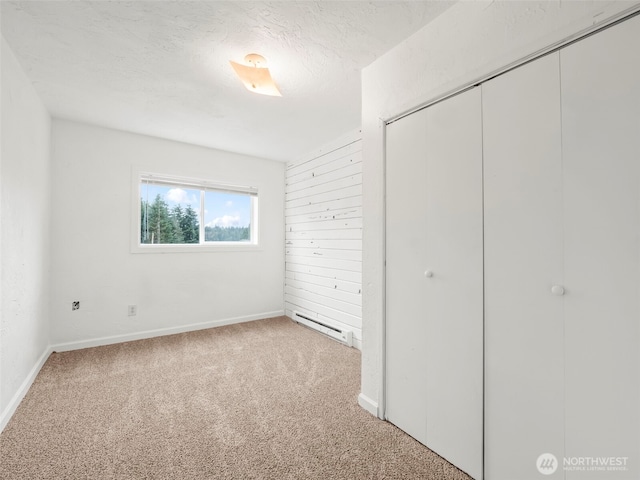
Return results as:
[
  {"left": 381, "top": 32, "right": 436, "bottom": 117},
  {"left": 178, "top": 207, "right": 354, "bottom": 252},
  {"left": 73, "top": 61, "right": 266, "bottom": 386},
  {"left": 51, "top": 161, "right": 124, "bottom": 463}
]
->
[{"left": 136, "top": 173, "right": 258, "bottom": 250}]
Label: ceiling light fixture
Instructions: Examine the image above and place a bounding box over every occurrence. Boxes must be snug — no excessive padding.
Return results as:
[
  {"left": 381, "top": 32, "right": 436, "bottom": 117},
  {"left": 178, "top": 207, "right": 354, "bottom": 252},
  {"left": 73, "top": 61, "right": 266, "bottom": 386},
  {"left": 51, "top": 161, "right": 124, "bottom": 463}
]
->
[{"left": 230, "top": 53, "right": 281, "bottom": 97}]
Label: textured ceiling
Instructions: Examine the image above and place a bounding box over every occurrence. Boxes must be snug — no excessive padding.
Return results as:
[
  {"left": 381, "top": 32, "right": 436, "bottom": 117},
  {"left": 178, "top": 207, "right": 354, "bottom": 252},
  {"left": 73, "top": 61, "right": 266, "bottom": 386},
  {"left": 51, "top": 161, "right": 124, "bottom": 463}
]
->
[{"left": 1, "top": 1, "right": 452, "bottom": 161}]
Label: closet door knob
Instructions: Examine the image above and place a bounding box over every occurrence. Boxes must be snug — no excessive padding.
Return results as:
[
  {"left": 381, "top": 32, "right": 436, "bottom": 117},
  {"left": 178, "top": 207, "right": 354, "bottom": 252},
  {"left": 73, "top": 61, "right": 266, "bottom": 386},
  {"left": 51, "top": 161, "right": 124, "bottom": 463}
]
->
[
  {"left": 551, "top": 285, "right": 565, "bottom": 296},
  {"left": 424, "top": 270, "right": 434, "bottom": 278}
]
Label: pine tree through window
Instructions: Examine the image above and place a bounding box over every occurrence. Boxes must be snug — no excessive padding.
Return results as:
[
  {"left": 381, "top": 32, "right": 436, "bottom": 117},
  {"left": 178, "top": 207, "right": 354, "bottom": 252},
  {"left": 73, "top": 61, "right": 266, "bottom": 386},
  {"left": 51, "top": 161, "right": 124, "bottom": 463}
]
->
[{"left": 138, "top": 174, "right": 257, "bottom": 247}]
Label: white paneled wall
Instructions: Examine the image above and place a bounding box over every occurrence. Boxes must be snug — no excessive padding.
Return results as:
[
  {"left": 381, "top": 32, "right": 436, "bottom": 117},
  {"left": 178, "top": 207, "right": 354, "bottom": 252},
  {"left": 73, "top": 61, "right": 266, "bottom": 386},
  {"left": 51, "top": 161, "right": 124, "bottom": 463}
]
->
[{"left": 285, "top": 130, "right": 362, "bottom": 348}]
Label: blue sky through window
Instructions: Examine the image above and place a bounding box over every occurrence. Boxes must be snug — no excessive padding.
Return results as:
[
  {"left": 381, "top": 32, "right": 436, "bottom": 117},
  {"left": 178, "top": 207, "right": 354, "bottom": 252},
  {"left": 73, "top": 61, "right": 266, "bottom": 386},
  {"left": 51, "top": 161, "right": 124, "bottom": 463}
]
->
[
  {"left": 204, "top": 191, "right": 251, "bottom": 228},
  {"left": 140, "top": 183, "right": 251, "bottom": 228}
]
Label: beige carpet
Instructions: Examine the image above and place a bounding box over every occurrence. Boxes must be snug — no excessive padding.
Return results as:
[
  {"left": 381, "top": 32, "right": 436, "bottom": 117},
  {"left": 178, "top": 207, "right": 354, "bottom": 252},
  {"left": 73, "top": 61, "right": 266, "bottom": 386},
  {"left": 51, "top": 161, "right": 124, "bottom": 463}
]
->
[{"left": 0, "top": 316, "right": 471, "bottom": 479}]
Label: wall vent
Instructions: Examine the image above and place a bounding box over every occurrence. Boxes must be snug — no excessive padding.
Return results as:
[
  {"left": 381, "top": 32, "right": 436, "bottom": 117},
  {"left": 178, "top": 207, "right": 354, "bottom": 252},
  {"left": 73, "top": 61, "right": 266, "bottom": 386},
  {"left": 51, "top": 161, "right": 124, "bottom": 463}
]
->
[{"left": 292, "top": 311, "right": 353, "bottom": 347}]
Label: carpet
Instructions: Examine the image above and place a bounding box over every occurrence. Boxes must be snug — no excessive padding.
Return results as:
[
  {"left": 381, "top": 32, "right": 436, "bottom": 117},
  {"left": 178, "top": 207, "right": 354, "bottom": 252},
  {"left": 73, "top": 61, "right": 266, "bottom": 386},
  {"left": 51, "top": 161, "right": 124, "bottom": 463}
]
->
[{"left": 0, "top": 316, "right": 471, "bottom": 479}]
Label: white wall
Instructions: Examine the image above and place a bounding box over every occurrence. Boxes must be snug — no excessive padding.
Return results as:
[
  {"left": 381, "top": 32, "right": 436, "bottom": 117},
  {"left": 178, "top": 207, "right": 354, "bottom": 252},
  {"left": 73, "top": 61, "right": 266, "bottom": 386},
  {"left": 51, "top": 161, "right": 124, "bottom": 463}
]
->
[
  {"left": 360, "top": 0, "right": 640, "bottom": 417},
  {"left": 50, "top": 120, "right": 285, "bottom": 348},
  {"left": 284, "top": 130, "right": 362, "bottom": 348},
  {"left": 0, "top": 37, "right": 52, "bottom": 429}
]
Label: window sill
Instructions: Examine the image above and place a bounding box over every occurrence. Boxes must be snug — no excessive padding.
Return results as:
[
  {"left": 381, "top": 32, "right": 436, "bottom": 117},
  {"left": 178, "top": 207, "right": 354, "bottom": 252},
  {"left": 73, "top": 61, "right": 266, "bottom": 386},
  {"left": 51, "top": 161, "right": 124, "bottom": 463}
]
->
[{"left": 131, "top": 243, "right": 261, "bottom": 254}]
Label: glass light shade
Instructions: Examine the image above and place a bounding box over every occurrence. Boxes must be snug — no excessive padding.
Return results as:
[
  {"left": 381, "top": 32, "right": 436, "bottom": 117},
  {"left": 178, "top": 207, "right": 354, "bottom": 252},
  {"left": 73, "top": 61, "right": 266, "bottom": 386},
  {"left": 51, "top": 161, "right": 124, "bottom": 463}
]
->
[{"left": 230, "top": 56, "right": 281, "bottom": 97}]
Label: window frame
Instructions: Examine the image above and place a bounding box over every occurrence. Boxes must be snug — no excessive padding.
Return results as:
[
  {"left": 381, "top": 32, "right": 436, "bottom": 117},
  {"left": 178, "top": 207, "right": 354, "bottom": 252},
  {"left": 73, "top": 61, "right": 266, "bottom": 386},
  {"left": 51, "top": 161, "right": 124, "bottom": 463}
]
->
[{"left": 131, "top": 170, "right": 260, "bottom": 253}]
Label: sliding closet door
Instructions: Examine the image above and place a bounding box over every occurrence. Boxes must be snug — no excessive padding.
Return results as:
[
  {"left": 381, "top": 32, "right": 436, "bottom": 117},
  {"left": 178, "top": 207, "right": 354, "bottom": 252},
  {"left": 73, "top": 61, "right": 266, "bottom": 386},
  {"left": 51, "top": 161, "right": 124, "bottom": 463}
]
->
[
  {"left": 424, "top": 88, "right": 483, "bottom": 480},
  {"left": 386, "top": 88, "right": 483, "bottom": 479},
  {"left": 561, "top": 15, "right": 640, "bottom": 480},
  {"left": 385, "top": 107, "right": 429, "bottom": 445},
  {"left": 483, "top": 53, "right": 565, "bottom": 480}
]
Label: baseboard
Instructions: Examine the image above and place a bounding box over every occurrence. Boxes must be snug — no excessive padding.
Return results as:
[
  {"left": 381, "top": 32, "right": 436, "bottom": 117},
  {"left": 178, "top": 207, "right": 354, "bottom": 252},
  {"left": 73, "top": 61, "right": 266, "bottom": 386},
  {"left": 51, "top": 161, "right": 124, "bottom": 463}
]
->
[
  {"left": 50, "top": 310, "right": 285, "bottom": 353},
  {"left": 358, "top": 392, "right": 378, "bottom": 417},
  {"left": 0, "top": 346, "right": 53, "bottom": 433},
  {"left": 284, "top": 310, "right": 362, "bottom": 351}
]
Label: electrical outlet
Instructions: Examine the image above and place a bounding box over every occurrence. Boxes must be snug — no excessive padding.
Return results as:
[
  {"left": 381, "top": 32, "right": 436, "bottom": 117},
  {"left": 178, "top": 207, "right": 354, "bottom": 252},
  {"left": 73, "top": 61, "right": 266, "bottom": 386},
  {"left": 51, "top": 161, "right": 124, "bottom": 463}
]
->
[
  {"left": 128, "top": 305, "right": 137, "bottom": 316},
  {"left": 72, "top": 301, "right": 80, "bottom": 311}
]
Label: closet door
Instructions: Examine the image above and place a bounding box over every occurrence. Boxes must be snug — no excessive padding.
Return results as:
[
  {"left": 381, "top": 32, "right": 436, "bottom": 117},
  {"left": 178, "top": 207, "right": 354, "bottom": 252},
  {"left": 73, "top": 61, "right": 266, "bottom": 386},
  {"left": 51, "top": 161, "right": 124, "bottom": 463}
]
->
[
  {"left": 483, "top": 52, "right": 565, "bottom": 480},
  {"left": 561, "top": 15, "right": 640, "bottom": 480},
  {"left": 386, "top": 88, "right": 483, "bottom": 479},
  {"left": 385, "top": 106, "right": 429, "bottom": 445},
  {"left": 424, "top": 88, "right": 483, "bottom": 480}
]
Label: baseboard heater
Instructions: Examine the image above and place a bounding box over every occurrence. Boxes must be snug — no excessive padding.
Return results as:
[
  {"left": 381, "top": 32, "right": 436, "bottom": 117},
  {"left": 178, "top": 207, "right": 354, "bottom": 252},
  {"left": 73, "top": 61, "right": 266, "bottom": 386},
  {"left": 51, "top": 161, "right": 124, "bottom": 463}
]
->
[{"left": 292, "top": 311, "right": 353, "bottom": 347}]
